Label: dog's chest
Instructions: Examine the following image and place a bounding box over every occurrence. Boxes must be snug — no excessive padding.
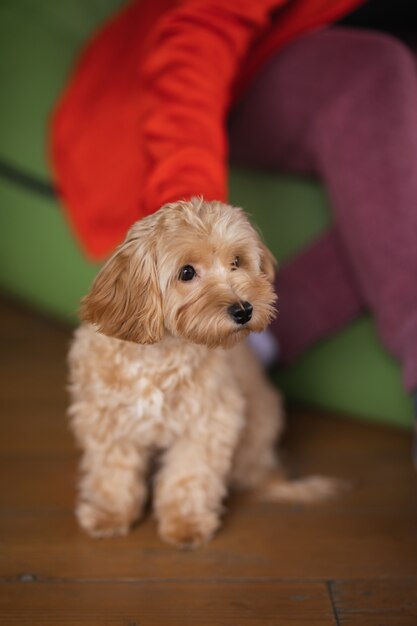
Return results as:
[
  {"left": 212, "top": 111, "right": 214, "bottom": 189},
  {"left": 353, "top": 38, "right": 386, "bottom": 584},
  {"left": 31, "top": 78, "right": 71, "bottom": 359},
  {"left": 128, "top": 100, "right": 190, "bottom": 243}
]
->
[{"left": 124, "top": 342, "right": 229, "bottom": 447}]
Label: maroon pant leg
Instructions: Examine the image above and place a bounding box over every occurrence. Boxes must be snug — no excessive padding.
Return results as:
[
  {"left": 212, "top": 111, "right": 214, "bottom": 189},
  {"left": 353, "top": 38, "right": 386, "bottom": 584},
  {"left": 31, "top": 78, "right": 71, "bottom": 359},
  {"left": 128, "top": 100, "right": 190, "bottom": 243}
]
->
[{"left": 229, "top": 27, "right": 417, "bottom": 391}]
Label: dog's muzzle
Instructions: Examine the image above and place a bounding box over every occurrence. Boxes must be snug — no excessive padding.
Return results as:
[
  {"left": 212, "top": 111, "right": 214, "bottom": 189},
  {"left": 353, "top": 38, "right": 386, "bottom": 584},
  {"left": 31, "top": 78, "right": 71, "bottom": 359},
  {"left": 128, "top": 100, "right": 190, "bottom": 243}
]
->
[{"left": 228, "top": 301, "right": 253, "bottom": 325}]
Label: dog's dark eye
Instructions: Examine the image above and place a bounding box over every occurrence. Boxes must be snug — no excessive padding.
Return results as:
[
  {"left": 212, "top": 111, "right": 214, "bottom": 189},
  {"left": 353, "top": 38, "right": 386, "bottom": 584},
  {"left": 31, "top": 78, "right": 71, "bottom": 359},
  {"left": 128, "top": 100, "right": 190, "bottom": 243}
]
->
[
  {"left": 231, "top": 256, "right": 240, "bottom": 270},
  {"left": 179, "top": 265, "right": 196, "bottom": 281}
]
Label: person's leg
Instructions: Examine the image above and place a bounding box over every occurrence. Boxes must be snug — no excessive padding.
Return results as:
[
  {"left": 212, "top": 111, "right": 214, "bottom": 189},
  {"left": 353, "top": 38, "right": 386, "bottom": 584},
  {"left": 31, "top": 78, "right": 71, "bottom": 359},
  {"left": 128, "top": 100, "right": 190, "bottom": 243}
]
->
[
  {"left": 269, "top": 228, "right": 364, "bottom": 364},
  {"left": 229, "top": 28, "right": 417, "bottom": 397},
  {"left": 312, "top": 31, "right": 417, "bottom": 394}
]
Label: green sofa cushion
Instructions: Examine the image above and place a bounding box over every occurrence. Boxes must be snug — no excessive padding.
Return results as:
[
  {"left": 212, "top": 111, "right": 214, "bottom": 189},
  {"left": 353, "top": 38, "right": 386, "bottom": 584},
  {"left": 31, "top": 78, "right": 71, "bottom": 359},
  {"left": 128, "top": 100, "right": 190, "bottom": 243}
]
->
[{"left": 0, "top": 0, "right": 123, "bottom": 178}]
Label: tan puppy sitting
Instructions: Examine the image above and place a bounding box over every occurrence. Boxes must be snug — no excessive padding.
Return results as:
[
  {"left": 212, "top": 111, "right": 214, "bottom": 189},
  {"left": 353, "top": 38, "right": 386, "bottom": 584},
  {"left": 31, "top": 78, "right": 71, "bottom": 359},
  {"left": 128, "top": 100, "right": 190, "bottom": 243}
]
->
[{"left": 69, "top": 198, "right": 338, "bottom": 548}]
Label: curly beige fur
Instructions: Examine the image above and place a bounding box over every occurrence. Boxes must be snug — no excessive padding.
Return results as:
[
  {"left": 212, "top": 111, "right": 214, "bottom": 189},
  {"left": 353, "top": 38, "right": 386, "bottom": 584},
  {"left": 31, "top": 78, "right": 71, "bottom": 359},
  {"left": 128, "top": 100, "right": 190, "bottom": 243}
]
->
[{"left": 69, "top": 199, "right": 340, "bottom": 548}]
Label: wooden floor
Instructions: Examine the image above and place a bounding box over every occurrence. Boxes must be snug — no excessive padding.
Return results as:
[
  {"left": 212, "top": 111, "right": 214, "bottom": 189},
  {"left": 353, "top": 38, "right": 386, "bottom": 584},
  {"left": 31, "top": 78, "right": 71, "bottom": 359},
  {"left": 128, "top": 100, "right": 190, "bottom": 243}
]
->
[{"left": 0, "top": 298, "right": 416, "bottom": 625}]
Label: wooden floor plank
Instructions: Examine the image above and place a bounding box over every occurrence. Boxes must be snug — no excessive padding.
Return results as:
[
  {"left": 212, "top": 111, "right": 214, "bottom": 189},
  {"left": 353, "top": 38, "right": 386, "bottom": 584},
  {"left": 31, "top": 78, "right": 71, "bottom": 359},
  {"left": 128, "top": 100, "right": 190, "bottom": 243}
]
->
[
  {"left": 331, "top": 579, "right": 417, "bottom": 626},
  {"left": 0, "top": 581, "right": 336, "bottom": 626},
  {"left": 1, "top": 501, "right": 416, "bottom": 581}
]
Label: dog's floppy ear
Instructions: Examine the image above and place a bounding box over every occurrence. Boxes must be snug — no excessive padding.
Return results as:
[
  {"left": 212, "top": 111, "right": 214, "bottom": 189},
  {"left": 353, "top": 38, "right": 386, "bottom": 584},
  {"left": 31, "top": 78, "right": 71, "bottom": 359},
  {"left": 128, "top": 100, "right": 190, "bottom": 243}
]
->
[
  {"left": 80, "top": 219, "right": 164, "bottom": 343},
  {"left": 259, "top": 239, "right": 277, "bottom": 283}
]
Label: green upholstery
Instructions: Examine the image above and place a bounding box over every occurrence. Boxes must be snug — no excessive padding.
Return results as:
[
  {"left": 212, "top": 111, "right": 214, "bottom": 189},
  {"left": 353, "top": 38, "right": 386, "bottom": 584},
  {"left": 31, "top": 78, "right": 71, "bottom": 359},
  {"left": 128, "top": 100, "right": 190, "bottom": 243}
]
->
[
  {"left": 0, "top": 0, "right": 123, "bottom": 179},
  {"left": 0, "top": 0, "right": 119, "bottom": 315},
  {"left": 0, "top": 1, "right": 412, "bottom": 427}
]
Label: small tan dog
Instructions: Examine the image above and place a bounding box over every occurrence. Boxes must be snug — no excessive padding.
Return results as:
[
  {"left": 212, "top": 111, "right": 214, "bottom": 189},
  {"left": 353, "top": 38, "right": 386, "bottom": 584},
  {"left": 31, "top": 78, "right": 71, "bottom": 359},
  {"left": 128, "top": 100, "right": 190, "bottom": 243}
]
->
[{"left": 69, "top": 198, "right": 338, "bottom": 548}]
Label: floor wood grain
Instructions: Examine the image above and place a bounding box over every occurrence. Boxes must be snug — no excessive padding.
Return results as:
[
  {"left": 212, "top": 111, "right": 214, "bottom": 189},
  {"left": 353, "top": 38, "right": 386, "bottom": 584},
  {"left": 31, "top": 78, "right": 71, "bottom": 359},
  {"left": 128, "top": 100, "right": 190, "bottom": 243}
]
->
[{"left": 0, "top": 298, "right": 416, "bottom": 625}]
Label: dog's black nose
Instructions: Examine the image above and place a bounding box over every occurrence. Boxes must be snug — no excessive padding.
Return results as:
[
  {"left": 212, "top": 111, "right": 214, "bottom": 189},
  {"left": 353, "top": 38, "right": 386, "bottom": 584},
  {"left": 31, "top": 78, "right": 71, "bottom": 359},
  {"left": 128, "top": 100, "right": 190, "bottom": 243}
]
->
[{"left": 228, "top": 301, "right": 253, "bottom": 325}]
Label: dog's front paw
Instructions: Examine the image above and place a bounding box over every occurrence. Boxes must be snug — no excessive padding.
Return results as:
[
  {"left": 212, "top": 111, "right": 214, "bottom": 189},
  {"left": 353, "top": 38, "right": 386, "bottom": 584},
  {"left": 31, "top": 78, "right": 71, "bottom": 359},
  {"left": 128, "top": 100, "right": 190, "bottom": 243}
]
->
[
  {"left": 76, "top": 501, "right": 133, "bottom": 538},
  {"left": 158, "top": 507, "right": 220, "bottom": 549}
]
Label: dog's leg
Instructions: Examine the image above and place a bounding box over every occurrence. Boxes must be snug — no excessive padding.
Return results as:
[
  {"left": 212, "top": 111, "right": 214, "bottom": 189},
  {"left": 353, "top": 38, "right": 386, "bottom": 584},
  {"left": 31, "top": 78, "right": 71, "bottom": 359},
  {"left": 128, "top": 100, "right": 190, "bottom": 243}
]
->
[
  {"left": 76, "top": 442, "right": 150, "bottom": 538},
  {"left": 231, "top": 377, "right": 283, "bottom": 490},
  {"left": 230, "top": 343, "right": 284, "bottom": 489},
  {"left": 233, "top": 401, "right": 347, "bottom": 505},
  {"left": 154, "top": 419, "right": 241, "bottom": 548},
  {"left": 230, "top": 344, "right": 346, "bottom": 503}
]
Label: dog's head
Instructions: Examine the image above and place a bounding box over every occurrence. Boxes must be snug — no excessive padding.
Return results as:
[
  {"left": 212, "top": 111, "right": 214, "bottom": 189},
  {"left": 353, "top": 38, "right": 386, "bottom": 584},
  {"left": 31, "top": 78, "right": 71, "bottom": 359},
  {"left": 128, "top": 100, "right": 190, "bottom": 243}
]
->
[{"left": 81, "top": 199, "right": 277, "bottom": 348}]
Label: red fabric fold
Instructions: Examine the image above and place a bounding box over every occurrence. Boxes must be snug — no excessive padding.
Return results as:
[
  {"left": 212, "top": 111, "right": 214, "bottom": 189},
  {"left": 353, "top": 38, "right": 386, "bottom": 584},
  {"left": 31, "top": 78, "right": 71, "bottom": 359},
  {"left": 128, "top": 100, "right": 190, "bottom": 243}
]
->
[{"left": 51, "top": 0, "right": 364, "bottom": 259}]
